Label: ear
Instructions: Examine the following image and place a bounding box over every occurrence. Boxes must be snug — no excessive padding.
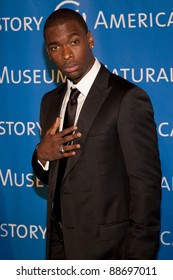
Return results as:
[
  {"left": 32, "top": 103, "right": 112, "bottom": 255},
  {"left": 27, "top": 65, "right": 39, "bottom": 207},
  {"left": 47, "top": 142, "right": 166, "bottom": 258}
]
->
[{"left": 87, "top": 31, "right": 94, "bottom": 49}]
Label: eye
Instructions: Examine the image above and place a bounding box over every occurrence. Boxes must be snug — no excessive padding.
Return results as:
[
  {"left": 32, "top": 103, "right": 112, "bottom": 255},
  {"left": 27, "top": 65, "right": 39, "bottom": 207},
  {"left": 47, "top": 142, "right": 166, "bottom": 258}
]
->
[
  {"left": 71, "top": 39, "right": 79, "bottom": 46},
  {"left": 51, "top": 46, "right": 58, "bottom": 51},
  {"left": 49, "top": 45, "right": 59, "bottom": 51}
]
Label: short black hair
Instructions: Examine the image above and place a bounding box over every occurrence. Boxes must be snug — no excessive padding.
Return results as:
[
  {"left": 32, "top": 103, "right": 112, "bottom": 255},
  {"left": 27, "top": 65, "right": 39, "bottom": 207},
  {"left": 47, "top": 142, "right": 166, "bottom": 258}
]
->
[{"left": 43, "top": 8, "right": 88, "bottom": 38}]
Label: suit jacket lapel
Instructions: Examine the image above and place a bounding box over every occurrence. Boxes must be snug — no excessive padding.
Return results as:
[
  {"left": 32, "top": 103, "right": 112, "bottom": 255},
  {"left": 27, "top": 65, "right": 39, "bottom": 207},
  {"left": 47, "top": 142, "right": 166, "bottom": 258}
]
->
[
  {"left": 51, "top": 85, "right": 67, "bottom": 126},
  {"left": 63, "top": 64, "right": 112, "bottom": 179}
]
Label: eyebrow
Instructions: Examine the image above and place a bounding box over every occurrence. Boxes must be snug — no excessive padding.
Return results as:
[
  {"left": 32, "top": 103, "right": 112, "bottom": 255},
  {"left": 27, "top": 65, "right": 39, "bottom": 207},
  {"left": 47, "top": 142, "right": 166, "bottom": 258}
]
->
[
  {"left": 47, "top": 32, "right": 81, "bottom": 46},
  {"left": 67, "top": 32, "right": 80, "bottom": 38}
]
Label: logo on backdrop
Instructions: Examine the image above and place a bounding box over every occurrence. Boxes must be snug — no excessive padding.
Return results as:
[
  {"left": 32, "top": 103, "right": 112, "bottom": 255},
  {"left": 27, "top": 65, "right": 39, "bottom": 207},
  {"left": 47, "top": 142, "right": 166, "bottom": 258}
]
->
[
  {"left": 160, "top": 230, "right": 173, "bottom": 246},
  {"left": 158, "top": 122, "right": 173, "bottom": 137},
  {"left": 0, "top": 1, "right": 172, "bottom": 32},
  {"left": 0, "top": 66, "right": 66, "bottom": 85},
  {"left": 54, "top": 0, "right": 86, "bottom": 21},
  {"left": 54, "top": 1, "right": 173, "bottom": 30},
  {"left": 2, "top": 121, "right": 172, "bottom": 137},
  {"left": 0, "top": 121, "right": 41, "bottom": 136},
  {"left": 94, "top": 11, "right": 173, "bottom": 29},
  {"left": 1, "top": 1, "right": 173, "bottom": 85},
  {"left": 162, "top": 176, "right": 173, "bottom": 192},
  {"left": 0, "top": 169, "right": 46, "bottom": 188},
  {"left": 0, "top": 223, "right": 46, "bottom": 239},
  {"left": 0, "top": 17, "right": 43, "bottom": 32},
  {"left": 112, "top": 67, "right": 173, "bottom": 83},
  {"left": 1, "top": 168, "right": 172, "bottom": 191},
  {"left": 1, "top": 66, "right": 173, "bottom": 85}
]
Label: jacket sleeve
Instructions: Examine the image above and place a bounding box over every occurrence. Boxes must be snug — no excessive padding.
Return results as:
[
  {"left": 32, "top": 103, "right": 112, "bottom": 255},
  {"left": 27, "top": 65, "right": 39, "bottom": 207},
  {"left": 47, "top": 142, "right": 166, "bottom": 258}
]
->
[
  {"left": 31, "top": 92, "right": 51, "bottom": 186},
  {"left": 32, "top": 147, "right": 49, "bottom": 185},
  {"left": 117, "top": 86, "right": 162, "bottom": 259}
]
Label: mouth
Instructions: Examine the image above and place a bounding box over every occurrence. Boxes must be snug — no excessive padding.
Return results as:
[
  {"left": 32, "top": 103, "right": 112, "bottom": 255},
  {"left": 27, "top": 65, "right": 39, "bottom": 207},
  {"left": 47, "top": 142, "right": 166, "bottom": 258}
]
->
[{"left": 62, "top": 63, "right": 79, "bottom": 74}]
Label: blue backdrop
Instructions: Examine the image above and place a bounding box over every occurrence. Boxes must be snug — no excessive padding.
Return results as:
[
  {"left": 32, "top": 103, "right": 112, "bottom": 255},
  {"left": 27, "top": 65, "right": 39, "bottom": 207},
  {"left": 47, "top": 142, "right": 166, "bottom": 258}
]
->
[{"left": 0, "top": 0, "right": 173, "bottom": 260}]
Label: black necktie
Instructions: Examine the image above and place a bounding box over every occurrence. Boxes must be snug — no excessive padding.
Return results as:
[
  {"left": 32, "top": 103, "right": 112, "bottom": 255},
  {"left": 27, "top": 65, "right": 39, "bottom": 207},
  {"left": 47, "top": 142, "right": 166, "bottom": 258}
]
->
[
  {"left": 63, "top": 88, "right": 80, "bottom": 129},
  {"left": 53, "top": 88, "right": 80, "bottom": 221}
]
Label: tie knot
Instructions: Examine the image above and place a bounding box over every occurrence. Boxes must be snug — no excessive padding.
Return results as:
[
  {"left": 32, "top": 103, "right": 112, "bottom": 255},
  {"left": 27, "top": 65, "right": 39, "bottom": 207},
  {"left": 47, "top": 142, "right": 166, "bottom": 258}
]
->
[{"left": 70, "top": 88, "right": 80, "bottom": 103}]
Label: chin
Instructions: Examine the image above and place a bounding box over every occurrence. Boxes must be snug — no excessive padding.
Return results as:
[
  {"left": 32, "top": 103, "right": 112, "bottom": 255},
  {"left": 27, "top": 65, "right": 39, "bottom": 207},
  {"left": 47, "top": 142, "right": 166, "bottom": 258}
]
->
[{"left": 68, "top": 73, "right": 82, "bottom": 84}]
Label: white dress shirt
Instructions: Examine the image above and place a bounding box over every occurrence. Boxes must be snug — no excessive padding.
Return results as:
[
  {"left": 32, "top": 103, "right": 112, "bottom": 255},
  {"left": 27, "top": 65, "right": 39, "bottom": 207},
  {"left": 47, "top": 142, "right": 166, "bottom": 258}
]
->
[{"left": 59, "top": 58, "right": 101, "bottom": 130}]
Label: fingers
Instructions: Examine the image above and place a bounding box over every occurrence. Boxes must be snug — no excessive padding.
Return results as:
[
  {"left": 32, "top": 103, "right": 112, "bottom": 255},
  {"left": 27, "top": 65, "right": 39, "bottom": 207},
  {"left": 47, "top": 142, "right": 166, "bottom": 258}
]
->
[
  {"left": 46, "top": 119, "right": 78, "bottom": 137},
  {"left": 59, "top": 125, "right": 78, "bottom": 137},
  {"left": 62, "top": 132, "right": 81, "bottom": 145},
  {"left": 42, "top": 122, "right": 81, "bottom": 162},
  {"left": 46, "top": 117, "right": 60, "bottom": 135},
  {"left": 52, "top": 125, "right": 81, "bottom": 145},
  {"left": 59, "top": 143, "right": 80, "bottom": 156}
]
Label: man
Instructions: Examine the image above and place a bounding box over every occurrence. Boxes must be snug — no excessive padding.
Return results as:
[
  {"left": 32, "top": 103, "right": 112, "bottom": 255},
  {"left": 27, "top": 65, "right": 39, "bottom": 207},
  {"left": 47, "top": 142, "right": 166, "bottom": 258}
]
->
[{"left": 32, "top": 8, "right": 162, "bottom": 260}]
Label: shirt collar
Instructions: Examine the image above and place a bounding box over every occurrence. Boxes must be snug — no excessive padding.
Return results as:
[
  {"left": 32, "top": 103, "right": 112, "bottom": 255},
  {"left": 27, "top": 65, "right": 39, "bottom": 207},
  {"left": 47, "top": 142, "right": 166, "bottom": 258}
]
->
[{"left": 67, "top": 58, "right": 101, "bottom": 96}]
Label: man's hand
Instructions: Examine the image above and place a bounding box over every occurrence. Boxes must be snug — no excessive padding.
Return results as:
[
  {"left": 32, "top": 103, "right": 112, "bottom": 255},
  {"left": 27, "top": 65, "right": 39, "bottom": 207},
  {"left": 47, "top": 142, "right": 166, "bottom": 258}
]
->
[{"left": 36, "top": 117, "right": 81, "bottom": 166}]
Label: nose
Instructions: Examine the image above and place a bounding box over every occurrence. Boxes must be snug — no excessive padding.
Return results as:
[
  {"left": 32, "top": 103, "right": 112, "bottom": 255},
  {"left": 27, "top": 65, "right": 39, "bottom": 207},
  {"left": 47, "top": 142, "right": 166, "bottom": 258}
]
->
[{"left": 61, "top": 45, "right": 72, "bottom": 61}]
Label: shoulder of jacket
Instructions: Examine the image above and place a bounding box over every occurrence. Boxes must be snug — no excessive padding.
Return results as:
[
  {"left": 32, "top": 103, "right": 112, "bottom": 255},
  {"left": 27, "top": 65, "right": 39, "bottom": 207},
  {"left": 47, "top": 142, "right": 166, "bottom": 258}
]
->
[
  {"left": 109, "top": 72, "right": 137, "bottom": 92},
  {"left": 42, "top": 83, "right": 66, "bottom": 101}
]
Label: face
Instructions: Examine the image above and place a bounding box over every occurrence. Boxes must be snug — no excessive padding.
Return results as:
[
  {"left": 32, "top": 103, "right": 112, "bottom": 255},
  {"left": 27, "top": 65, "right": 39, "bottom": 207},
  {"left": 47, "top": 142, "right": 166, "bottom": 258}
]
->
[{"left": 45, "top": 20, "right": 95, "bottom": 84}]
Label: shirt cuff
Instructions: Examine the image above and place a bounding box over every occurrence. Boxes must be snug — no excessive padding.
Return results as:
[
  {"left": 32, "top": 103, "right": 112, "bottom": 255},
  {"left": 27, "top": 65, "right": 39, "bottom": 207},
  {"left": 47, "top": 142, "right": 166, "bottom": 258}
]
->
[{"left": 38, "top": 159, "right": 50, "bottom": 171}]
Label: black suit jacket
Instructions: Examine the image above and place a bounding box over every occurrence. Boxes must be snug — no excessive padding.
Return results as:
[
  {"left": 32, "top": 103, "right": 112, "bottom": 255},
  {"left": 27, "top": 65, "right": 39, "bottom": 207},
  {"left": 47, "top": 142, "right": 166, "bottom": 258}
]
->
[{"left": 32, "top": 64, "right": 162, "bottom": 259}]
